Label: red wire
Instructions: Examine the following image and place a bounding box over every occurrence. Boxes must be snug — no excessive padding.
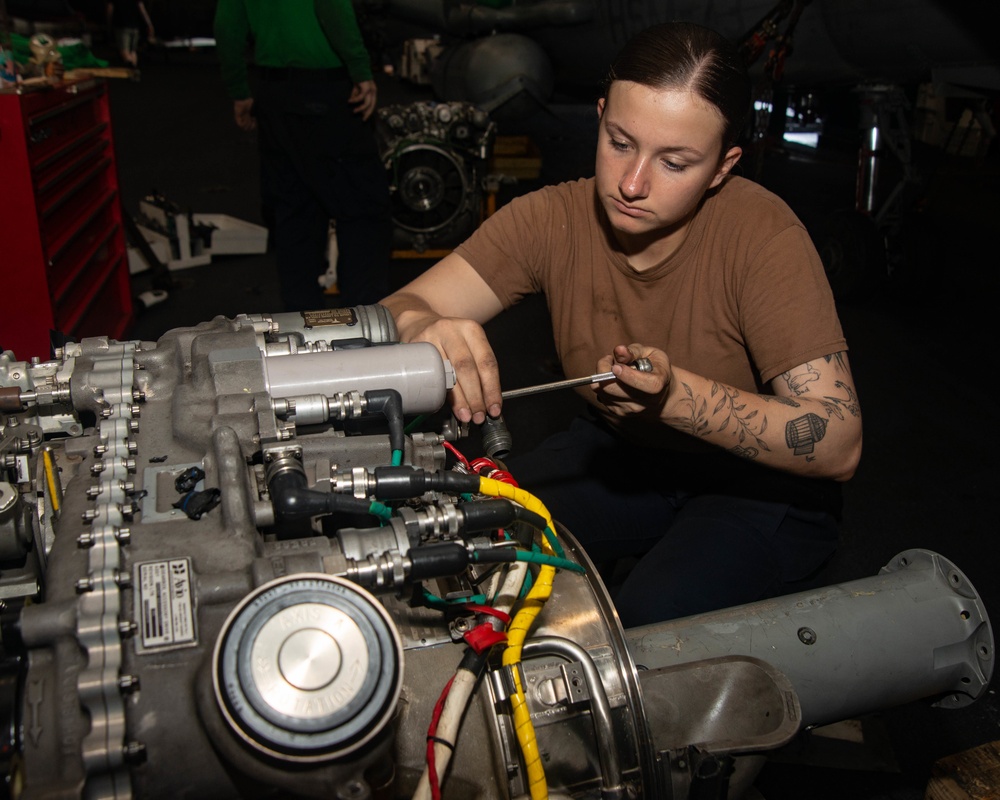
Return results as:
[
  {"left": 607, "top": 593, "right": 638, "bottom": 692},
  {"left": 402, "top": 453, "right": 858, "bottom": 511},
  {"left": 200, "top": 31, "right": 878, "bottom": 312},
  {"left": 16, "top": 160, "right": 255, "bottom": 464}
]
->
[
  {"left": 469, "top": 458, "right": 519, "bottom": 487},
  {"left": 427, "top": 675, "right": 455, "bottom": 800},
  {"left": 443, "top": 441, "right": 470, "bottom": 469},
  {"left": 488, "top": 469, "right": 518, "bottom": 486}
]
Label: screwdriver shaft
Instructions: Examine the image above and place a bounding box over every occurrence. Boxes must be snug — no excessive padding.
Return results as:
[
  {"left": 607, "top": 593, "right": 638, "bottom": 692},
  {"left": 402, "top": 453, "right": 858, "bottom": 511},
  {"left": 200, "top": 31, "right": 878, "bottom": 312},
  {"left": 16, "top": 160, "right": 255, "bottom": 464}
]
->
[
  {"left": 501, "top": 372, "right": 616, "bottom": 400},
  {"left": 500, "top": 357, "right": 653, "bottom": 401}
]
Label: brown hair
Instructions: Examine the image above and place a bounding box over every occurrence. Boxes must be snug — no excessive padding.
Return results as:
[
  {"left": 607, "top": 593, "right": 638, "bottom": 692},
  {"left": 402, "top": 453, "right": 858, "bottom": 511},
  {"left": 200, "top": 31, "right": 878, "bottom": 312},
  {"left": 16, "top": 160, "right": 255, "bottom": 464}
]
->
[{"left": 605, "top": 21, "right": 751, "bottom": 153}]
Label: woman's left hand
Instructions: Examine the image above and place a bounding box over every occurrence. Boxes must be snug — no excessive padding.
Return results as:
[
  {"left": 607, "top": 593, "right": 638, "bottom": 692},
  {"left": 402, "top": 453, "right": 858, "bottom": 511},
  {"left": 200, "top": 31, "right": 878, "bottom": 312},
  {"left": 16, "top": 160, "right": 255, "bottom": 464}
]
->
[{"left": 593, "top": 343, "right": 672, "bottom": 417}]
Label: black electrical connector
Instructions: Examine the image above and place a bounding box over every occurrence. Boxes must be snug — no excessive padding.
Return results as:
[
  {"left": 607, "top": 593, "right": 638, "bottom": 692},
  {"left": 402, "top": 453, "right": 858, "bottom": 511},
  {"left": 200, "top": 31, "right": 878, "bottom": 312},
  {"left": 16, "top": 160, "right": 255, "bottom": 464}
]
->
[
  {"left": 174, "top": 466, "right": 205, "bottom": 494},
  {"left": 458, "top": 500, "right": 517, "bottom": 533},
  {"left": 268, "top": 468, "right": 375, "bottom": 523},
  {"left": 172, "top": 488, "right": 221, "bottom": 520},
  {"left": 407, "top": 543, "right": 470, "bottom": 580},
  {"left": 467, "top": 548, "right": 518, "bottom": 565},
  {"left": 372, "top": 466, "right": 481, "bottom": 499}
]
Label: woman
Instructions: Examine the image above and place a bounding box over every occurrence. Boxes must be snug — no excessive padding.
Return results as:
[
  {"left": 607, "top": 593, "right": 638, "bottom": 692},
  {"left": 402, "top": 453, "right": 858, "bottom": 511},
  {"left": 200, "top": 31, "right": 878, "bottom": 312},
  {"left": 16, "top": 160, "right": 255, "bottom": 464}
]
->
[{"left": 381, "top": 21, "right": 862, "bottom": 625}]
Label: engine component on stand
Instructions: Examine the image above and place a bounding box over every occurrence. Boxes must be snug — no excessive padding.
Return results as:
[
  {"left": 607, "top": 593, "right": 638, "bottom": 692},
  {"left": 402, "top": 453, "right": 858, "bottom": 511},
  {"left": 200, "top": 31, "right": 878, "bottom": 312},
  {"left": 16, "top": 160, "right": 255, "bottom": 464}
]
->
[
  {"left": 0, "top": 304, "right": 993, "bottom": 799},
  {"left": 377, "top": 101, "right": 497, "bottom": 252}
]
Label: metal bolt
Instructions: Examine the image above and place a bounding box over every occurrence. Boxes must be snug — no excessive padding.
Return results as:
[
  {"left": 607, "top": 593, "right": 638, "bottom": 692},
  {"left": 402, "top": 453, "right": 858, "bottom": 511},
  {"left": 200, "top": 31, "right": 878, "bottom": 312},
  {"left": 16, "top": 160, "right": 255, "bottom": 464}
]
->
[
  {"left": 118, "top": 675, "right": 140, "bottom": 693},
  {"left": 116, "top": 527, "right": 132, "bottom": 545},
  {"left": 76, "top": 577, "right": 94, "bottom": 593},
  {"left": 115, "top": 570, "right": 132, "bottom": 589},
  {"left": 797, "top": 627, "right": 818, "bottom": 646},
  {"left": 118, "top": 620, "right": 138, "bottom": 638},
  {"left": 77, "top": 532, "right": 95, "bottom": 548}
]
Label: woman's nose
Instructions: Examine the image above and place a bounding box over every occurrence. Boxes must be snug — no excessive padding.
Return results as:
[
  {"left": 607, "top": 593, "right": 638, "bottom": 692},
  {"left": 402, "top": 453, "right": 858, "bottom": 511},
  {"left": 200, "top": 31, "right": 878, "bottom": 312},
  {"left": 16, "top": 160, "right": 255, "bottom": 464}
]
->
[{"left": 619, "top": 157, "right": 650, "bottom": 198}]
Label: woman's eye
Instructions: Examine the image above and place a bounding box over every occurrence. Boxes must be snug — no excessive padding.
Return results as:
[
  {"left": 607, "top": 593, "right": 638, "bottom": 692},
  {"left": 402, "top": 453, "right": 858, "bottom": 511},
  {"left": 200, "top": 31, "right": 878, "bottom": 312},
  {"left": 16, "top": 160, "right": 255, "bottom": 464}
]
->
[
  {"left": 610, "top": 139, "right": 630, "bottom": 151},
  {"left": 663, "top": 160, "right": 687, "bottom": 172}
]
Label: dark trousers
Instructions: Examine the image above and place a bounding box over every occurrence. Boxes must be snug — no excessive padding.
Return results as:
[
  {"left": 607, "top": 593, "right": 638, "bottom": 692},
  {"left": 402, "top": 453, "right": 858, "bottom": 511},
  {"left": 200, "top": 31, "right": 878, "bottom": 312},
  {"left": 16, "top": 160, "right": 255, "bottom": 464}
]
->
[
  {"left": 254, "top": 74, "right": 392, "bottom": 311},
  {"left": 506, "top": 416, "right": 840, "bottom": 627}
]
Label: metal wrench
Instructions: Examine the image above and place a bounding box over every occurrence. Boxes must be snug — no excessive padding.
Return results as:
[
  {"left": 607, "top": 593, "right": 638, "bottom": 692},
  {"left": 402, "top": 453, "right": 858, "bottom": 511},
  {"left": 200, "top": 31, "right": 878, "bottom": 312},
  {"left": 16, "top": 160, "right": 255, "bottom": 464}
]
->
[{"left": 501, "top": 357, "right": 653, "bottom": 400}]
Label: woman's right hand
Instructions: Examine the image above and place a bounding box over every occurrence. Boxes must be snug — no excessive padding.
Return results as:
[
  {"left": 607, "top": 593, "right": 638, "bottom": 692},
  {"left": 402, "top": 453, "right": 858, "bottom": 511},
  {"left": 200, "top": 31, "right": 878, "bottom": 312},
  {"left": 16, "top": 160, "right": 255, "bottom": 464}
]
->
[
  {"left": 382, "top": 253, "right": 506, "bottom": 425},
  {"left": 397, "top": 311, "right": 501, "bottom": 425}
]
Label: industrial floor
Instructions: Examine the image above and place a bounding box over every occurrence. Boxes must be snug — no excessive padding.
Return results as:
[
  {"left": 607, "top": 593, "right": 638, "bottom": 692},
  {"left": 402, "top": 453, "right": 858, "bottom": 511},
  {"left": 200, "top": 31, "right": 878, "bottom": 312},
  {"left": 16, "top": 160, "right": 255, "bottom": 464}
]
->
[{"left": 109, "top": 47, "right": 999, "bottom": 800}]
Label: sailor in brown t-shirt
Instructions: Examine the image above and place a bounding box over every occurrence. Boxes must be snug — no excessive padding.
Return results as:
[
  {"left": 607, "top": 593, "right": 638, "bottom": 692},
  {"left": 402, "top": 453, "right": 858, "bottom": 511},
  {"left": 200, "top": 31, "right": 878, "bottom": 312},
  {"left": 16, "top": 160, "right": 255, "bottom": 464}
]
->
[{"left": 382, "top": 22, "right": 862, "bottom": 626}]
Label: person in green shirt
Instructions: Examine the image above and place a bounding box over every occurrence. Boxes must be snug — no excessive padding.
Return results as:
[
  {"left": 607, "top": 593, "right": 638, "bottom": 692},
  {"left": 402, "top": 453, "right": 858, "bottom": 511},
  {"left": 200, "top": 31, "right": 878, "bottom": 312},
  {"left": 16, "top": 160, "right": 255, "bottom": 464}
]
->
[{"left": 214, "top": 0, "right": 391, "bottom": 310}]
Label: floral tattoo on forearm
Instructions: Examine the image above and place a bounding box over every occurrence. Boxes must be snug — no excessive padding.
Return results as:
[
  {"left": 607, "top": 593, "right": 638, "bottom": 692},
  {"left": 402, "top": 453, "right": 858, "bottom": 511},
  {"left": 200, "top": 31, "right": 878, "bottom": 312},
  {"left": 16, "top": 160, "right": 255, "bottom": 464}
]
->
[{"left": 711, "top": 382, "right": 771, "bottom": 456}]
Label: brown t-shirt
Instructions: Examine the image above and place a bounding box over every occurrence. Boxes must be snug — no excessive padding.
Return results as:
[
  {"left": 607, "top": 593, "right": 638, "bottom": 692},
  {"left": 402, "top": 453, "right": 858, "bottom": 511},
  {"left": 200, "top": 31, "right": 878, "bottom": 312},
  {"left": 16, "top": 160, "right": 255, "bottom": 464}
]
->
[{"left": 456, "top": 175, "right": 847, "bottom": 454}]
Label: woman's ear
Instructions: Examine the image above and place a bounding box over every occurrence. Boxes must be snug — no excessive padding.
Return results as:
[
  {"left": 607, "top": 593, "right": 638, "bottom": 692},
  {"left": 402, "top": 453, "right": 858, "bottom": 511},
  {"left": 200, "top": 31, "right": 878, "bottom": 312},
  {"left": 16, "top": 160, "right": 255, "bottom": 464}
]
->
[
  {"left": 709, "top": 145, "right": 742, "bottom": 189},
  {"left": 596, "top": 96, "right": 606, "bottom": 119}
]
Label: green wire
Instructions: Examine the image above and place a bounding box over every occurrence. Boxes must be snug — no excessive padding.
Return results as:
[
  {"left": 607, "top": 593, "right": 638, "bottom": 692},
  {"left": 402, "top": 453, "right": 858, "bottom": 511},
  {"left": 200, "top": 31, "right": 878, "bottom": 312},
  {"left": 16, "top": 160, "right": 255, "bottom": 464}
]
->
[
  {"left": 421, "top": 588, "right": 488, "bottom": 609},
  {"left": 515, "top": 550, "right": 586, "bottom": 574},
  {"left": 472, "top": 549, "right": 586, "bottom": 575},
  {"left": 368, "top": 501, "right": 393, "bottom": 522},
  {"left": 542, "top": 526, "right": 566, "bottom": 559},
  {"left": 391, "top": 449, "right": 403, "bottom": 466},
  {"left": 520, "top": 568, "right": 533, "bottom": 598},
  {"left": 404, "top": 415, "right": 427, "bottom": 434}
]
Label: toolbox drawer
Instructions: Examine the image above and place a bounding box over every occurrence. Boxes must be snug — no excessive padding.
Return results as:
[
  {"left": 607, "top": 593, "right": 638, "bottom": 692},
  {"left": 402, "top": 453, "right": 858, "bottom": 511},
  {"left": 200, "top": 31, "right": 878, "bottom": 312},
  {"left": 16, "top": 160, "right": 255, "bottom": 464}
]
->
[{"left": 0, "top": 79, "right": 133, "bottom": 359}]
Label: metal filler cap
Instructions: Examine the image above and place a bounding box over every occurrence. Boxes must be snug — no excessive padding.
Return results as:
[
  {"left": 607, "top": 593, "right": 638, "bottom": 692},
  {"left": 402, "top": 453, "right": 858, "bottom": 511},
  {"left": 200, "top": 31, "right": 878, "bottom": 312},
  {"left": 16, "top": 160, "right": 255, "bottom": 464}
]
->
[{"left": 213, "top": 574, "right": 403, "bottom": 762}]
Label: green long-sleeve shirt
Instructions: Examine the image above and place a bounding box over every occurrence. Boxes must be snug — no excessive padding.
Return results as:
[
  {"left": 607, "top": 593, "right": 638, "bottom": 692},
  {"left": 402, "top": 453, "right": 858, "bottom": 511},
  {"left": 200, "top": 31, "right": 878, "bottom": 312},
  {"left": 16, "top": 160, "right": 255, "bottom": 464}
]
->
[{"left": 214, "top": 0, "right": 373, "bottom": 99}]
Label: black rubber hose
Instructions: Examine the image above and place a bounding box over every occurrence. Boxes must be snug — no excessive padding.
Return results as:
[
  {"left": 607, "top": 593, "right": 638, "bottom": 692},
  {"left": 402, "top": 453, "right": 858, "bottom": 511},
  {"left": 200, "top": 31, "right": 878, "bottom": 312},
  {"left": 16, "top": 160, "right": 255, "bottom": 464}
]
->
[
  {"left": 364, "top": 389, "right": 405, "bottom": 456},
  {"left": 512, "top": 505, "right": 548, "bottom": 532}
]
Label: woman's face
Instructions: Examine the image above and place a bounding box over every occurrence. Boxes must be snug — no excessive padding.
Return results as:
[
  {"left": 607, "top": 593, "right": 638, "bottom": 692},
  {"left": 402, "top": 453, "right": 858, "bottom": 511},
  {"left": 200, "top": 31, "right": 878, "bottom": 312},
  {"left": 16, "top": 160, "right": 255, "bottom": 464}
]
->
[{"left": 595, "top": 81, "right": 741, "bottom": 246}]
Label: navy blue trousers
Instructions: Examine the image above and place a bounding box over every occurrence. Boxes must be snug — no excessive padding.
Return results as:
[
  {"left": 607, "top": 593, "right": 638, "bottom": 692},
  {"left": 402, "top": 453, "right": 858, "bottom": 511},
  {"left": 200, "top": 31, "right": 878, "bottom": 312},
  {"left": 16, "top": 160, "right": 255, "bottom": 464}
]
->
[
  {"left": 254, "top": 75, "right": 392, "bottom": 311},
  {"left": 506, "top": 415, "right": 840, "bottom": 627}
]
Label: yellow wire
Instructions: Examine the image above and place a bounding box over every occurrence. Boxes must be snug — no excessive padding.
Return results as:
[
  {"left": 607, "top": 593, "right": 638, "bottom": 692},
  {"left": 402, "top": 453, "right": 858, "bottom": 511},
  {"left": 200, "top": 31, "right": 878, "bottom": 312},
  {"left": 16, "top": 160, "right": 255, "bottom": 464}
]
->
[
  {"left": 478, "top": 476, "right": 558, "bottom": 800},
  {"left": 42, "top": 449, "right": 60, "bottom": 513}
]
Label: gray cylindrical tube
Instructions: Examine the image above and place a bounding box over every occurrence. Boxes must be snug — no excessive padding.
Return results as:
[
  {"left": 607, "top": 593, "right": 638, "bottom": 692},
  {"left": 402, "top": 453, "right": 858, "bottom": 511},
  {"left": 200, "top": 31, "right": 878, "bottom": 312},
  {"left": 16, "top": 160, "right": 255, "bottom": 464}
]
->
[
  {"left": 269, "top": 305, "right": 398, "bottom": 347},
  {"left": 624, "top": 549, "right": 994, "bottom": 728},
  {"left": 262, "top": 342, "right": 455, "bottom": 415}
]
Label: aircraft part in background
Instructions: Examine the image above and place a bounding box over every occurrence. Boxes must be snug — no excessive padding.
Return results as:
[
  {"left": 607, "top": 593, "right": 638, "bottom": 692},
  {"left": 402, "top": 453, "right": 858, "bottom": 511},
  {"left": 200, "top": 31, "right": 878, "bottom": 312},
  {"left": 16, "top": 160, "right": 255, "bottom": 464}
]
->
[
  {"left": 378, "top": 0, "right": 1000, "bottom": 92},
  {"left": 430, "top": 32, "right": 555, "bottom": 117},
  {"left": 377, "top": 100, "right": 497, "bottom": 252}
]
